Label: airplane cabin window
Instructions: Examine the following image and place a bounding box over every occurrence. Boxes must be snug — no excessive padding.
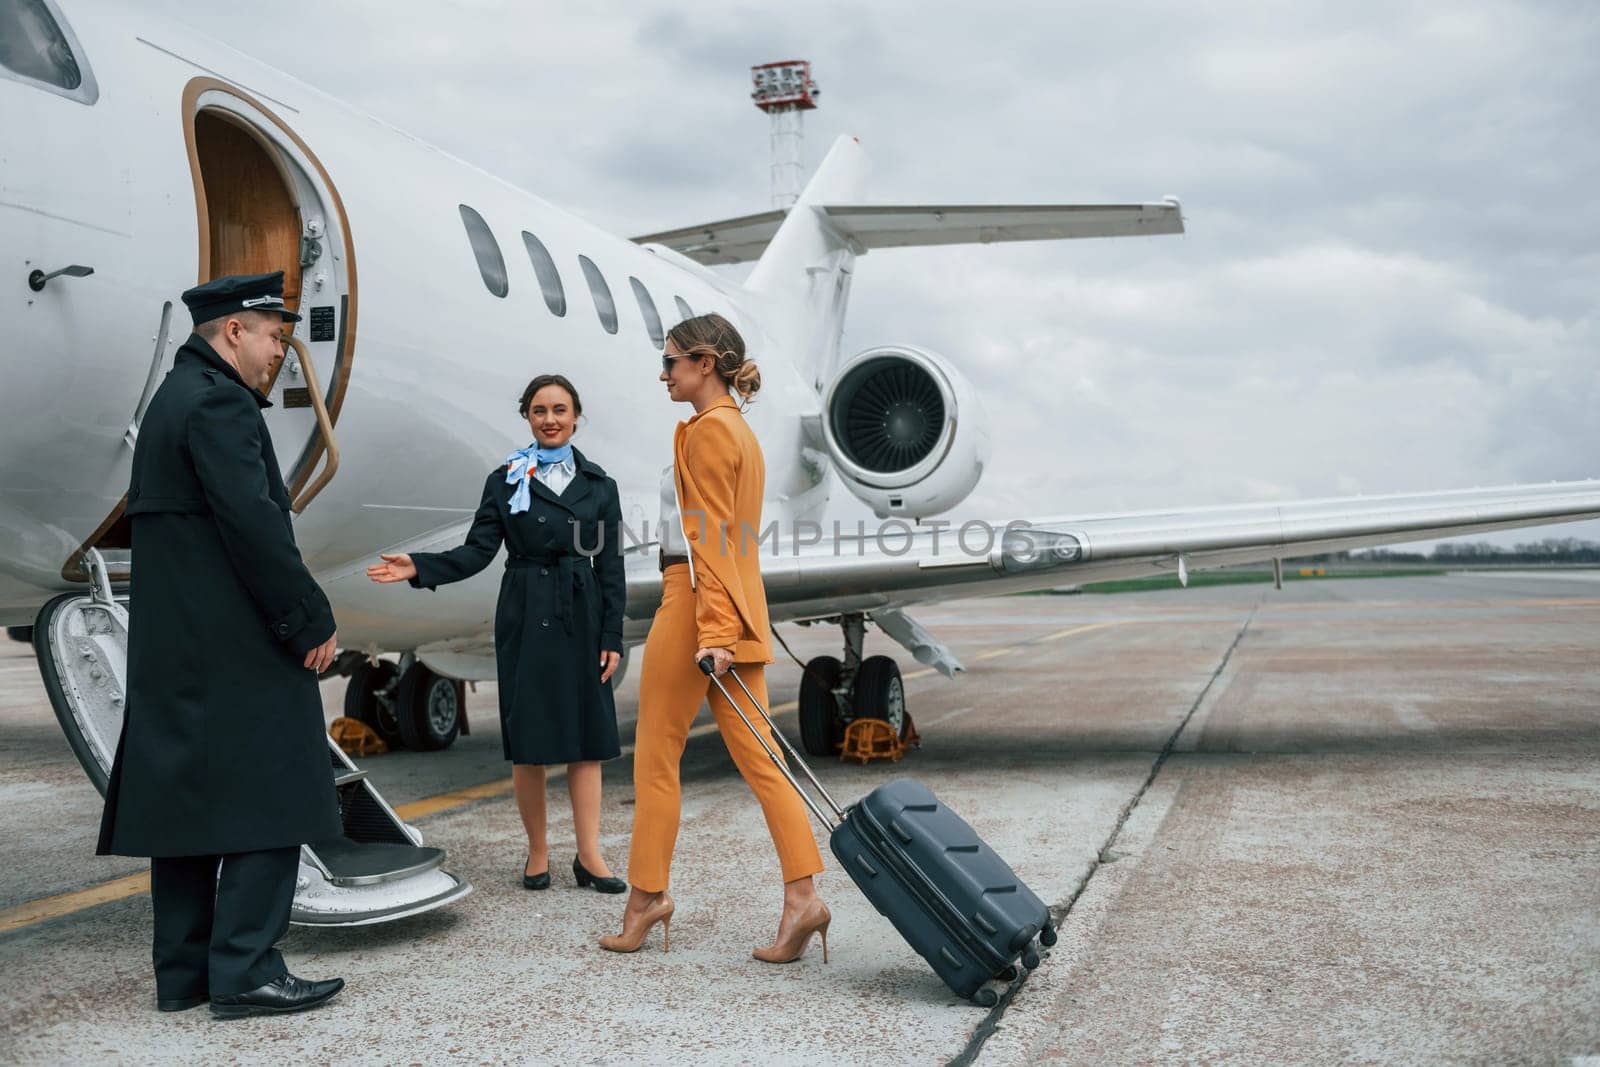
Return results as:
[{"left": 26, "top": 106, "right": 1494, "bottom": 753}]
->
[
  {"left": 630, "top": 277, "right": 664, "bottom": 348},
  {"left": 673, "top": 296, "right": 694, "bottom": 323},
  {"left": 521, "top": 231, "right": 566, "bottom": 316},
  {"left": 0, "top": 0, "right": 98, "bottom": 104},
  {"left": 459, "top": 204, "right": 508, "bottom": 298},
  {"left": 578, "top": 255, "right": 618, "bottom": 335}
]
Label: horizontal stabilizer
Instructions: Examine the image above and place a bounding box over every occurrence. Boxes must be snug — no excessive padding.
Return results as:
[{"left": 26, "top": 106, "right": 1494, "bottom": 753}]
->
[{"left": 633, "top": 199, "right": 1185, "bottom": 266}]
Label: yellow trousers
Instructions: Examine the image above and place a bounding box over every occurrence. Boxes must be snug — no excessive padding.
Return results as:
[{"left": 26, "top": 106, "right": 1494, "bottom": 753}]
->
[{"left": 627, "top": 565, "right": 824, "bottom": 892}]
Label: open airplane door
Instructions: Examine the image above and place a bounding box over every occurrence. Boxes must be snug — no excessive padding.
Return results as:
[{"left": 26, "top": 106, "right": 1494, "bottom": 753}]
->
[
  {"left": 34, "top": 555, "right": 471, "bottom": 925},
  {"left": 29, "top": 83, "right": 468, "bottom": 924}
]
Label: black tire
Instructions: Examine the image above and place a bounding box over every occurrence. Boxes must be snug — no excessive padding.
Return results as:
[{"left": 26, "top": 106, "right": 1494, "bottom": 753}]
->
[
  {"left": 395, "top": 662, "right": 463, "bottom": 751},
  {"left": 972, "top": 987, "right": 999, "bottom": 1008},
  {"left": 344, "top": 659, "right": 403, "bottom": 748},
  {"left": 798, "top": 654, "right": 844, "bottom": 757},
  {"left": 995, "top": 965, "right": 1018, "bottom": 982},
  {"left": 1021, "top": 948, "right": 1041, "bottom": 970},
  {"left": 1039, "top": 923, "right": 1058, "bottom": 947},
  {"left": 851, "top": 655, "right": 907, "bottom": 739}
]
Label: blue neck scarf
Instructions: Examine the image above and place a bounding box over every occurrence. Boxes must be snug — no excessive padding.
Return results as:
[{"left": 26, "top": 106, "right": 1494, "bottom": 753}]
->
[{"left": 505, "top": 442, "right": 574, "bottom": 514}]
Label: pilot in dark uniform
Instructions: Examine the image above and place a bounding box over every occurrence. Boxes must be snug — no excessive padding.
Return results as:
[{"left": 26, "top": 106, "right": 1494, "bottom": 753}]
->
[{"left": 97, "top": 272, "right": 346, "bottom": 1018}]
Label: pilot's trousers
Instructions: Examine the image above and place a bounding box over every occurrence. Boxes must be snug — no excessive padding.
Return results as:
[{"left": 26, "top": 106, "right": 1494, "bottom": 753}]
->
[
  {"left": 627, "top": 564, "right": 824, "bottom": 893},
  {"left": 149, "top": 846, "right": 297, "bottom": 998}
]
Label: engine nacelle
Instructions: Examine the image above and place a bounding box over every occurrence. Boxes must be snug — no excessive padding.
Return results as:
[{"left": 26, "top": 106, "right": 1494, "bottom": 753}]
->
[{"left": 820, "top": 345, "right": 991, "bottom": 519}]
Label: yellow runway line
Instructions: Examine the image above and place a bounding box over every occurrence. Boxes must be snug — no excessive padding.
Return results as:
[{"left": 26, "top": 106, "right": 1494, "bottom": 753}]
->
[
  {"left": 1037, "top": 621, "right": 1125, "bottom": 643},
  {"left": 0, "top": 872, "right": 151, "bottom": 937},
  {"left": 902, "top": 619, "right": 1131, "bottom": 679}
]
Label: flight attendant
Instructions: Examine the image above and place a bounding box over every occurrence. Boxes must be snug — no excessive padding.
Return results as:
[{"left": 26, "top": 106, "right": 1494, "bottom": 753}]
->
[
  {"left": 367, "top": 375, "right": 627, "bottom": 894},
  {"left": 100, "top": 272, "right": 346, "bottom": 1018},
  {"left": 600, "top": 313, "right": 830, "bottom": 962}
]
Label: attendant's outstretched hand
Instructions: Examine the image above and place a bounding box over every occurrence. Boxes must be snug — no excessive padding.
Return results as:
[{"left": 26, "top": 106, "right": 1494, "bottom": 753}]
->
[
  {"left": 599, "top": 650, "right": 621, "bottom": 683},
  {"left": 366, "top": 553, "right": 417, "bottom": 584}
]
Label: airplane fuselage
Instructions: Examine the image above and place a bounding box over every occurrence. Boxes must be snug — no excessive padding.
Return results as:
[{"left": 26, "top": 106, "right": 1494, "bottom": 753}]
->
[{"left": 1, "top": 3, "right": 830, "bottom": 656}]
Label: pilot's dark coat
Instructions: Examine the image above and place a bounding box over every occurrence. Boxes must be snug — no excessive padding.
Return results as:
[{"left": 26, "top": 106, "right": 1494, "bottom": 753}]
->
[
  {"left": 98, "top": 336, "right": 341, "bottom": 858},
  {"left": 408, "top": 450, "right": 625, "bottom": 765}
]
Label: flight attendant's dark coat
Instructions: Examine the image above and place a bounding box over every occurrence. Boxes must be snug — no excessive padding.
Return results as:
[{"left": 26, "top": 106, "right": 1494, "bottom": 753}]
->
[
  {"left": 408, "top": 450, "right": 625, "bottom": 765},
  {"left": 97, "top": 336, "right": 342, "bottom": 858}
]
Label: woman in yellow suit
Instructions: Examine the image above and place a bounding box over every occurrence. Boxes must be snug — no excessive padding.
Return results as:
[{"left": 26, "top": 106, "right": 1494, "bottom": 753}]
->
[{"left": 600, "top": 313, "right": 830, "bottom": 962}]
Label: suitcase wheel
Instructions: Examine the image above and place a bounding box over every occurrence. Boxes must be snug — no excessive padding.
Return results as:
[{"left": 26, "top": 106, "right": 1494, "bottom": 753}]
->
[
  {"left": 1039, "top": 923, "right": 1058, "bottom": 948},
  {"left": 994, "top": 965, "right": 1018, "bottom": 982},
  {"left": 972, "top": 987, "right": 999, "bottom": 1008},
  {"left": 1021, "top": 947, "right": 1041, "bottom": 971}
]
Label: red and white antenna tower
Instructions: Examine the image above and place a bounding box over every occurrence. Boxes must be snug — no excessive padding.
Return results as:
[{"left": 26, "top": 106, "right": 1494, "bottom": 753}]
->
[{"left": 751, "top": 60, "right": 819, "bottom": 209}]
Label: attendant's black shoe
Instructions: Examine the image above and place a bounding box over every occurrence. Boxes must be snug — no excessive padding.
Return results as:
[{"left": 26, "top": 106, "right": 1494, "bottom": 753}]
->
[
  {"left": 210, "top": 973, "right": 344, "bottom": 1019},
  {"left": 157, "top": 993, "right": 207, "bottom": 1013},
  {"left": 573, "top": 857, "right": 627, "bottom": 894},
  {"left": 522, "top": 856, "right": 551, "bottom": 891}
]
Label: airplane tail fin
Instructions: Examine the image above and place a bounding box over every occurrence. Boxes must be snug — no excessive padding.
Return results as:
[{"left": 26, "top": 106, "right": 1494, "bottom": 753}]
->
[
  {"left": 630, "top": 134, "right": 1184, "bottom": 392},
  {"left": 744, "top": 136, "right": 871, "bottom": 393}
]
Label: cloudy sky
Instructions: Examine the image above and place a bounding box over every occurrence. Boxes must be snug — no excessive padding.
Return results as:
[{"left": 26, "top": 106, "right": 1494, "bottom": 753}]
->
[{"left": 156, "top": 0, "right": 1600, "bottom": 548}]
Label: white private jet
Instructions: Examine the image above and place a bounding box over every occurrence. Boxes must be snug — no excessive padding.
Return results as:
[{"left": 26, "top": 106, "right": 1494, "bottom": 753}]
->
[{"left": 5, "top": 0, "right": 1599, "bottom": 925}]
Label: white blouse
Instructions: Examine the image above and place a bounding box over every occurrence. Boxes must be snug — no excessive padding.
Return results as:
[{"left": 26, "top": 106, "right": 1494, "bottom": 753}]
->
[
  {"left": 533, "top": 455, "right": 576, "bottom": 496},
  {"left": 658, "top": 463, "right": 696, "bottom": 583}
]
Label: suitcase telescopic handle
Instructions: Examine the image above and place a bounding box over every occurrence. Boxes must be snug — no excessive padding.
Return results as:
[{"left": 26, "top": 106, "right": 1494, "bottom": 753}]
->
[{"left": 697, "top": 657, "right": 846, "bottom": 829}]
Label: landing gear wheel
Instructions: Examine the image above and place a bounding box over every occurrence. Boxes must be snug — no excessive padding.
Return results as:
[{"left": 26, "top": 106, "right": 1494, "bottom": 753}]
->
[
  {"left": 851, "top": 655, "right": 907, "bottom": 740},
  {"left": 344, "top": 659, "right": 402, "bottom": 748},
  {"left": 1021, "top": 948, "right": 1041, "bottom": 970},
  {"left": 995, "top": 965, "right": 1018, "bottom": 982},
  {"left": 395, "top": 662, "right": 463, "bottom": 751},
  {"left": 972, "top": 987, "right": 999, "bottom": 1008},
  {"left": 798, "top": 654, "right": 844, "bottom": 757},
  {"left": 1039, "top": 923, "right": 1058, "bottom": 947}
]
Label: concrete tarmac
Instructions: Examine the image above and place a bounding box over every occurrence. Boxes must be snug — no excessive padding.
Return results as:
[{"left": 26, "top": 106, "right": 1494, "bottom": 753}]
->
[{"left": 1, "top": 572, "right": 1596, "bottom": 1064}]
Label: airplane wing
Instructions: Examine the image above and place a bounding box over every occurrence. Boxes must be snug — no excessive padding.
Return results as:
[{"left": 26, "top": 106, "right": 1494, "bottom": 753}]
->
[
  {"left": 633, "top": 201, "right": 1184, "bottom": 266},
  {"left": 411, "top": 479, "right": 1599, "bottom": 683},
  {"left": 621, "top": 479, "right": 1600, "bottom": 623}
]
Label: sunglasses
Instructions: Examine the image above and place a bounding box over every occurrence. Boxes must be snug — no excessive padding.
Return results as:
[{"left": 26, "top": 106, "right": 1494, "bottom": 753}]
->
[{"left": 661, "top": 352, "right": 704, "bottom": 374}]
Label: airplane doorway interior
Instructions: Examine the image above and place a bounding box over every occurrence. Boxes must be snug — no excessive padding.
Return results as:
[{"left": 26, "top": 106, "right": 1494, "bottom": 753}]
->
[{"left": 66, "top": 85, "right": 355, "bottom": 582}]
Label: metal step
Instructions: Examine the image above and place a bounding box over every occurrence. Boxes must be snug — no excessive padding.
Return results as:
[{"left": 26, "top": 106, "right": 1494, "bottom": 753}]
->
[
  {"left": 304, "top": 838, "right": 447, "bottom": 887},
  {"left": 333, "top": 769, "right": 368, "bottom": 788}
]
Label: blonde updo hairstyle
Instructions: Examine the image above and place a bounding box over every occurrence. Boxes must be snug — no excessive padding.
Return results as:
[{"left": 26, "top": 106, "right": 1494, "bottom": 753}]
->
[{"left": 666, "top": 312, "right": 761, "bottom": 405}]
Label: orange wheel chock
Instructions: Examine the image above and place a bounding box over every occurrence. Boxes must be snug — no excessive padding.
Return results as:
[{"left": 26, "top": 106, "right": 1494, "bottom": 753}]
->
[{"left": 839, "top": 713, "right": 921, "bottom": 764}]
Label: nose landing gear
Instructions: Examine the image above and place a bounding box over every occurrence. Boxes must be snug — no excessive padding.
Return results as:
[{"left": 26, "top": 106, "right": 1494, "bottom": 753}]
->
[
  {"left": 795, "top": 613, "right": 917, "bottom": 758},
  {"left": 341, "top": 654, "right": 465, "bottom": 752}
]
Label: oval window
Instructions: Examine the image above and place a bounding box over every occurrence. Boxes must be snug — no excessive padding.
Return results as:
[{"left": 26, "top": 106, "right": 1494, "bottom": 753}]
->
[
  {"left": 578, "top": 255, "right": 618, "bottom": 334},
  {"left": 459, "top": 204, "right": 507, "bottom": 298},
  {"left": 630, "top": 277, "right": 664, "bottom": 348},
  {"left": 521, "top": 231, "right": 566, "bottom": 316},
  {"left": 0, "top": 0, "right": 98, "bottom": 103},
  {"left": 674, "top": 296, "right": 694, "bottom": 322}
]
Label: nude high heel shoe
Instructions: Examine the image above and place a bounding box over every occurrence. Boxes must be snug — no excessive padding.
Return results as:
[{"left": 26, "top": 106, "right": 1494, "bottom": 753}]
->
[
  {"left": 752, "top": 899, "right": 831, "bottom": 964},
  {"left": 598, "top": 894, "right": 675, "bottom": 953}
]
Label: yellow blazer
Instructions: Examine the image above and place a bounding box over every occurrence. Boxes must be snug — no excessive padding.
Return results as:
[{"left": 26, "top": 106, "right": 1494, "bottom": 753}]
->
[{"left": 673, "top": 393, "right": 774, "bottom": 664}]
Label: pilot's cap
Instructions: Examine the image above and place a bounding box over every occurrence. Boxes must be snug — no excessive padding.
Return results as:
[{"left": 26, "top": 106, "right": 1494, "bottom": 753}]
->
[{"left": 181, "top": 271, "right": 302, "bottom": 327}]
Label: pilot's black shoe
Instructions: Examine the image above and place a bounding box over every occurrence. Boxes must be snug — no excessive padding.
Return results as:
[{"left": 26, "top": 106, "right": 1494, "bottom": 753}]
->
[
  {"left": 573, "top": 856, "right": 627, "bottom": 894},
  {"left": 157, "top": 993, "right": 208, "bottom": 1013},
  {"left": 210, "top": 973, "right": 344, "bottom": 1019}
]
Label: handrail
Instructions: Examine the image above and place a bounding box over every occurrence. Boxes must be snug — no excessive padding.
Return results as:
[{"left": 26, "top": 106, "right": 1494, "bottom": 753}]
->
[{"left": 284, "top": 335, "right": 340, "bottom": 514}]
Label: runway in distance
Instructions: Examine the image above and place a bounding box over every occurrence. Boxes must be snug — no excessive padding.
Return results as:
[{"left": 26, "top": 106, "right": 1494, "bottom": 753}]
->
[{"left": 4, "top": 1, "right": 1599, "bottom": 923}]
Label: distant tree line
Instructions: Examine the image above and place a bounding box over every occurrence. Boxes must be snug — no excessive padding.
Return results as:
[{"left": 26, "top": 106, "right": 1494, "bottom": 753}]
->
[{"left": 1310, "top": 538, "right": 1600, "bottom": 565}]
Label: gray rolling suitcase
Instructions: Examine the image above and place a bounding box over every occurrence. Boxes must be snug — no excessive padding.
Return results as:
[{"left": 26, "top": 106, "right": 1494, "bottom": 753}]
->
[{"left": 699, "top": 659, "right": 1056, "bottom": 1006}]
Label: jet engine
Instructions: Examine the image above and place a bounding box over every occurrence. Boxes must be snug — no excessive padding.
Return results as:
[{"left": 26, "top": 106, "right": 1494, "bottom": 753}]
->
[{"left": 820, "top": 345, "right": 991, "bottom": 518}]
